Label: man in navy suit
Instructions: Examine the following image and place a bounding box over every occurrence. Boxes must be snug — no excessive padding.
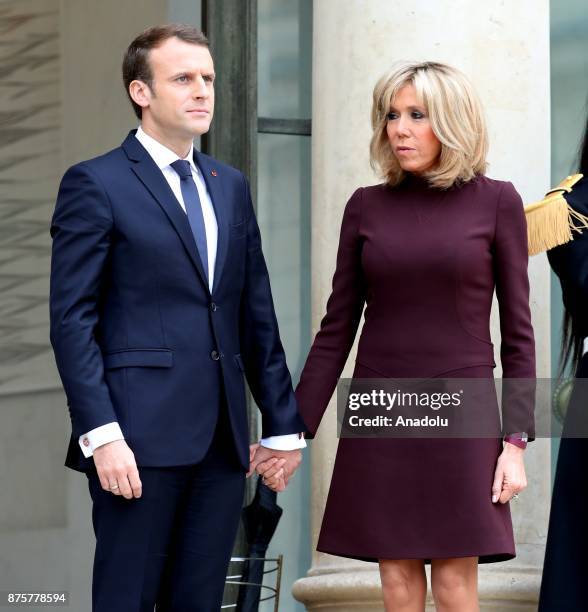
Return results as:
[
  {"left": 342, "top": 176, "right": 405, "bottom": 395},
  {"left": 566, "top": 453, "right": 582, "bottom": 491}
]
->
[{"left": 50, "top": 24, "right": 305, "bottom": 611}]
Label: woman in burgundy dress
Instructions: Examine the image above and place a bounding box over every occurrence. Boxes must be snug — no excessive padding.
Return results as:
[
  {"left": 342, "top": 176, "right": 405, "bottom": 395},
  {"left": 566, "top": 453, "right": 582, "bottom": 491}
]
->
[{"left": 294, "top": 62, "right": 535, "bottom": 610}]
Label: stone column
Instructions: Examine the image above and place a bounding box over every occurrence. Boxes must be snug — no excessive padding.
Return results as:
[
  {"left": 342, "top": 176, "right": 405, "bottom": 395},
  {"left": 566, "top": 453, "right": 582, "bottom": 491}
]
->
[{"left": 292, "top": 1, "right": 551, "bottom": 609}]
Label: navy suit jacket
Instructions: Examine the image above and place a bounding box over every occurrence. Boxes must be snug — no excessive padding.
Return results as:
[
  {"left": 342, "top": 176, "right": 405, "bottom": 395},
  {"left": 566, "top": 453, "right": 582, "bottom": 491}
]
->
[{"left": 50, "top": 131, "right": 305, "bottom": 472}]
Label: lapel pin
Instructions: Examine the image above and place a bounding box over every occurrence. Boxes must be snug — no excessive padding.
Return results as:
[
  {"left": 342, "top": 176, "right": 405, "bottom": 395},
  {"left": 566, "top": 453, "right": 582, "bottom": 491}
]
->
[{"left": 211, "top": 170, "right": 217, "bottom": 177}]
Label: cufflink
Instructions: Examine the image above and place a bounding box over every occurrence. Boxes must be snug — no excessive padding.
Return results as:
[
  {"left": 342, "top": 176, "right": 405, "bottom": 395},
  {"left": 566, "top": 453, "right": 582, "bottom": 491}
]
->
[{"left": 82, "top": 437, "right": 90, "bottom": 447}]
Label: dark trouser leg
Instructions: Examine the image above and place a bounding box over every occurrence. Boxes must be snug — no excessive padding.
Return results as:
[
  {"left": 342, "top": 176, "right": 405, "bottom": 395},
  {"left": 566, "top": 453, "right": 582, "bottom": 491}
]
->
[
  {"left": 88, "top": 466, "right": 193, "bottom": 612},
  {"left": 88, "top": 408, "right": 245, "bottom": 611},
  {"left": 156, "top": 410, "right": 246, "bottom": 611},
  {"left": 539, "top": 438, "right": 588, "bottom": 611}
]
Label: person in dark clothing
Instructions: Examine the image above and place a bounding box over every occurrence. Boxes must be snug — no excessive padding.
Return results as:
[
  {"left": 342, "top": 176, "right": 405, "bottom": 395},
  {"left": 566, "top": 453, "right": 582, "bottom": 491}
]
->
[{"left": 539, "top": 117, "right": 588, "bottom": 612}]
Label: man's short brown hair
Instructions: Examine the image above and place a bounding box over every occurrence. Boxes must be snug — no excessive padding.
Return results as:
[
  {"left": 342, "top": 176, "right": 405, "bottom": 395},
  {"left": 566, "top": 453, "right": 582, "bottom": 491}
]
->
[{"left": 122, "top": 24, "right": 209, "bottom": 120}]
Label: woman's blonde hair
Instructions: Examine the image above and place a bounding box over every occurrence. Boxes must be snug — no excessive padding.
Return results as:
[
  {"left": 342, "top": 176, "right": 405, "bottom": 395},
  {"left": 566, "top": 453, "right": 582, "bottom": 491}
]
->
[{"left": 370, "top": 61, "right": 488, "bottom": 189}]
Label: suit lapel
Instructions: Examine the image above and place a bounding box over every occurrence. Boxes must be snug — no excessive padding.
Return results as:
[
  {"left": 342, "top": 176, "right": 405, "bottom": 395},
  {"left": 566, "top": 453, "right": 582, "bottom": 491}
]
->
[
  {"left": 122, "top": 132, "right": 209, "bottom": 293},
  {"left": 194, "top": 150, "right": 229, "bottom": 295}
]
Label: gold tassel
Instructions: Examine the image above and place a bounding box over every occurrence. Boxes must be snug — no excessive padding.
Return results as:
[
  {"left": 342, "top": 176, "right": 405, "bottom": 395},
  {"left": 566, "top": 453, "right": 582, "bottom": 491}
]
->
[{"left": 524, "top": 174, "right": 587, "bottom": 256}]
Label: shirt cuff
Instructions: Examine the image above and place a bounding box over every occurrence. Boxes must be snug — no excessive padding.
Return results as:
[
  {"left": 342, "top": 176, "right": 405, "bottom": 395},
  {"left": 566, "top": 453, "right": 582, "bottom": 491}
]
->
[
  {"left": 260, "top": 433, "right": 307, "bottom": 451},
  {"left": 79, "top": 422, "right": 124, "bottom": 458}
]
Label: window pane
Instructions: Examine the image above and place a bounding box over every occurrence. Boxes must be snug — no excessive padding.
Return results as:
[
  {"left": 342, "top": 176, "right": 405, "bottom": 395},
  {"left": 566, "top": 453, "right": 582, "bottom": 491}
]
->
[
  {"left": 550, "top": 2, "right": 588, "bottom": 183},
  {"left": 257, "top": 133, "right": 311, "bottom": 380},
  {"left": 257, "top": 4, "right": 313, "bottom": 608},
  {"left": 258, "top": 0, "right": 312, "bottom": 120},
  {"left": 549, "top": 0, "right": 588, "bottom": 474},
  {"left": 256, "top": 132, "right": 311, "bottom": 612}
]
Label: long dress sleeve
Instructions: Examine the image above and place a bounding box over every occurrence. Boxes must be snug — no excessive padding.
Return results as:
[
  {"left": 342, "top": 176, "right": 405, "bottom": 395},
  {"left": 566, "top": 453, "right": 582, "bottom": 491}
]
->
[
  {"left": 493, "top": 182, "right": 536, "bottom": 436},
  {"left": 295, "top": 188, "right": 366, "bottom": 437}
]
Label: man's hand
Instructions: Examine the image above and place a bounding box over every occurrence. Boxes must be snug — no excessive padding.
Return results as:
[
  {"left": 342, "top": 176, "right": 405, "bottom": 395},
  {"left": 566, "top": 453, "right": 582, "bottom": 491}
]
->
[
  {"left": 93, "top": 440, "right": 142, "bottom": 500},
  {"left": 248, "top": 444, "right": 302, "bottom": 492},
  {"left": 491, "top": 443, "right": 527, "bottom": 504},
  {"left": 248, "top": 443, "right": 287, "bottom": 491}
]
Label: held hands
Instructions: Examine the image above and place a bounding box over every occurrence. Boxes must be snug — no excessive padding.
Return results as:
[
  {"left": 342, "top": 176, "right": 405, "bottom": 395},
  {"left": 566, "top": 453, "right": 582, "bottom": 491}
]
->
[
  {"left": 93, "top": 439, "right": 142, "bottom": 500},
  {"left": 247, "top": 443, "right": 302, "bottom": 493},
  {"left": 491, "top": 442, "right": 527, "bottom": 504}
]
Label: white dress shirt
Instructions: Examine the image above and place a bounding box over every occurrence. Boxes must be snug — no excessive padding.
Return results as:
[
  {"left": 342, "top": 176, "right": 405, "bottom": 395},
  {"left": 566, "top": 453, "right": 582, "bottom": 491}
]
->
[{"left": 78, "top": 127, "right": 305, "bottom": 457}]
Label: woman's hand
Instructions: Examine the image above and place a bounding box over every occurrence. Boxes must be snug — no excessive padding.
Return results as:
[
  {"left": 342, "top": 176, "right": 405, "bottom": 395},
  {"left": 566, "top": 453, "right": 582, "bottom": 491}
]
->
[{"left": 491, "top": 443, "right": 527, "bottom": 504}]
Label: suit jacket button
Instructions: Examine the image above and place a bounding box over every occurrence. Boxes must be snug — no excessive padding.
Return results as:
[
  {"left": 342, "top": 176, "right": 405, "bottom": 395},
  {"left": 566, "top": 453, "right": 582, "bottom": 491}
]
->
[
  {"left": 211, "top": 350, "right": 220, "bottom": 361},
  {"left": 210, "top": 302, "right": 218, "bottom": 312}
]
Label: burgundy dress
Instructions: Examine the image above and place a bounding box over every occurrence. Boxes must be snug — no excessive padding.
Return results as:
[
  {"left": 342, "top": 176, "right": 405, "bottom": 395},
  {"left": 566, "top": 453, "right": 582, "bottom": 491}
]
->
[{"left": 295, "top": 174, "right": 535, "bottom": 563}]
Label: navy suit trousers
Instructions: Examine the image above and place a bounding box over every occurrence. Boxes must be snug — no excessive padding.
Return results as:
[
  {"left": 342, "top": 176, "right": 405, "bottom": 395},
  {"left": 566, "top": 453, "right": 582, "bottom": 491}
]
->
[{"left": 87, "top": 406, "right": 245, "bottom": 612}]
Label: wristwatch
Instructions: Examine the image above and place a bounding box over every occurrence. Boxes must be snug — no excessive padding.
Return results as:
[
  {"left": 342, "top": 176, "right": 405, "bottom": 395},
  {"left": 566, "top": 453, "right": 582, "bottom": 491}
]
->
[{"left": 504, "top": 432, "right": 528, "bottom": 449}]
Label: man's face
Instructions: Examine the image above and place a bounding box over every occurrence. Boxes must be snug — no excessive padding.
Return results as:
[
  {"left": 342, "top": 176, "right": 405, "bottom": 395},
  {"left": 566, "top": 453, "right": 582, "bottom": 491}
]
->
[{"left": 142, "top": 37, "right": 215, "bottom": 139}]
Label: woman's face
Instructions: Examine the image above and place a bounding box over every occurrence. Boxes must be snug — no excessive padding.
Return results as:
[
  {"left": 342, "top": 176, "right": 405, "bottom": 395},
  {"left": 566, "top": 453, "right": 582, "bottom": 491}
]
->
[{"left": 386, "top": 84, "right": 441, "bottom": 175}]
